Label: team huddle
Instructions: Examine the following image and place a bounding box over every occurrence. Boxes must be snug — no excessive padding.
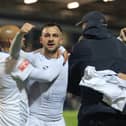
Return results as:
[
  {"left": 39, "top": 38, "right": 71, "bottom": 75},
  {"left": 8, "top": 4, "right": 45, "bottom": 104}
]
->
[
  {"left": 0, "top": 23, "right": 68, "bottom": 126},
  {"left": 1, "top": 11, "right": 126, "bottom": 126}
]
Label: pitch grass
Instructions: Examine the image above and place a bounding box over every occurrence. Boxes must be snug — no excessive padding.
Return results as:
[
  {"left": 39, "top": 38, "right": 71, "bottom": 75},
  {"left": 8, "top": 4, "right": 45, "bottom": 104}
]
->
[{"left": 63, "top": 110, "right": 78, "bottom": 126}]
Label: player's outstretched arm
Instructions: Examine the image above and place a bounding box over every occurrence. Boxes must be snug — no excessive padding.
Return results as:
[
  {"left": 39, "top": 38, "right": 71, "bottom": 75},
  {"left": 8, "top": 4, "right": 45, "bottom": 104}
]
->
[{"left": 9, "top": 23, "right": 34, "bottom": 59}]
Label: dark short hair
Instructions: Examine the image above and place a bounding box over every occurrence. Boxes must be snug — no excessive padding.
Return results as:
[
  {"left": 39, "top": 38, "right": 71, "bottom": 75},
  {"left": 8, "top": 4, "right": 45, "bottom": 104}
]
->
[{"left": 41, "top": 22, "right": 63, "bottom": 34}]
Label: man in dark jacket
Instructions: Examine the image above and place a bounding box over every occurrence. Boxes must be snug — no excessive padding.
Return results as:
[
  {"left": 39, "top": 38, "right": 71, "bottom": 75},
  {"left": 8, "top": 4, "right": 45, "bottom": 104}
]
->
[{"left": 68, "top": 11, "right": 126, "bottom": 126}]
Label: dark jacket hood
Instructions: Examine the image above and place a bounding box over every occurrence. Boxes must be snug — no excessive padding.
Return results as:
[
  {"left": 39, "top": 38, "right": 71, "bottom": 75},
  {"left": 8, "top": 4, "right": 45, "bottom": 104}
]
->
[
  {"left": 80, "top": 11, "right": 112, "bottom": 39},
  {"left": 82, "top": 22, "right": 112, "bottom": 39}
]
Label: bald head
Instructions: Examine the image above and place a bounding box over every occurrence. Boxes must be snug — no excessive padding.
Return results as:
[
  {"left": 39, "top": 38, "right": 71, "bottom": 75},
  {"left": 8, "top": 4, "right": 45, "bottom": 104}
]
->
[
  {"left": 0, "top": 25, "right": 20, "bottom": 42},
  {"left": 0, "top": 25, "right": 20, "bottom": 52}
]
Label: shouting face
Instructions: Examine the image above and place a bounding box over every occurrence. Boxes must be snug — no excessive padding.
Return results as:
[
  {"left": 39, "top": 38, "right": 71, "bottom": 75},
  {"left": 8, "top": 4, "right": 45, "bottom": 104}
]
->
[{"left": 40, "top": 26, "right": 63, "bottom": 54}]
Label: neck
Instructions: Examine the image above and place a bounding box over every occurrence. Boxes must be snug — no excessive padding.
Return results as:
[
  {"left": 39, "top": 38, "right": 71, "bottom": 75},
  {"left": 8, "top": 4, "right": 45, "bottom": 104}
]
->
[
  {"left": 1, "top": 48, "right": 9, "bottom": 53},
  {"left": 41, "top": 48, "right": 58, "bottom": 59}
]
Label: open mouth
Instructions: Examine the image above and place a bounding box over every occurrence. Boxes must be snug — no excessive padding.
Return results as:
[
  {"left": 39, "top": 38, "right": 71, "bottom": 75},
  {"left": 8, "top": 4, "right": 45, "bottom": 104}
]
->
[{"left": 47, "top": 43, "right": 55, "bottom": 47}]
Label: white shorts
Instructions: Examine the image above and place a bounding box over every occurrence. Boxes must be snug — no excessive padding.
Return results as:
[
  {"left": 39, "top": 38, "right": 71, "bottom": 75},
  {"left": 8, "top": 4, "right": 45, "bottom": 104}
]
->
[{"left": 26, "top": 115, "right": 66, "bottom": 126}]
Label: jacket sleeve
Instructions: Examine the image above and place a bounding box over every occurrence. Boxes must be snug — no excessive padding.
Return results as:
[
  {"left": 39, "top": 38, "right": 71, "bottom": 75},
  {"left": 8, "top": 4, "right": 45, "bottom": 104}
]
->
[{"left": 68, "top": 41, "right": 91, "bottom": 96}]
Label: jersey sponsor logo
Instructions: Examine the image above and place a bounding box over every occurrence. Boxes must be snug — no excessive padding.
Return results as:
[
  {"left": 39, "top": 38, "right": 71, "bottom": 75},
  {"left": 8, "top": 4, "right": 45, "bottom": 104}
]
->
[{"left": 18, "top": 59, "right": 30, "bottom": 71}]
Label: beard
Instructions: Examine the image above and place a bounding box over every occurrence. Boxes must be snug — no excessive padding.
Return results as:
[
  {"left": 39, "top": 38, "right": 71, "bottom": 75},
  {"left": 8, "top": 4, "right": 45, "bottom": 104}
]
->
[{"left": 45, "top": 45, "right": 59, "bottom": 54}]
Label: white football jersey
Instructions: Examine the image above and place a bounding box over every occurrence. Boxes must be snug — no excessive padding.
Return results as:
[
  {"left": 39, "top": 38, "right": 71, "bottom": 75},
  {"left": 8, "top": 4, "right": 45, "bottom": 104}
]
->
[
  {"left": 21, "top": 50, "right": 68, "bottom": 122},
  {"left": 0, "top": 52, "right": 33, "bottom": 126},
  {"left": 0, "top": 52, "right": 21, "bottom": 126}
]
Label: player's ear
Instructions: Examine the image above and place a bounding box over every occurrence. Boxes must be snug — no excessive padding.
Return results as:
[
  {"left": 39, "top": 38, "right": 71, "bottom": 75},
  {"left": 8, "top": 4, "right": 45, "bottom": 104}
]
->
[
  {"left": 60, "top": 37, "right": 63, "bottom": 45},
  {"left": 40, "top": 36, "right": 43, "bottom": 44}
]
